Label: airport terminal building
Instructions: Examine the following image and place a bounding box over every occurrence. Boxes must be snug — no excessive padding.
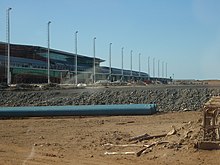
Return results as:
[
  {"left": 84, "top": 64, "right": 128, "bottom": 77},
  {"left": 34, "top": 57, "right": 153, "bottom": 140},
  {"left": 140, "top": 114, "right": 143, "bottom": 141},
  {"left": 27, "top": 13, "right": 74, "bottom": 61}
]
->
[{"left": 0, "top": 42, "right": 149, "bottom": 84}]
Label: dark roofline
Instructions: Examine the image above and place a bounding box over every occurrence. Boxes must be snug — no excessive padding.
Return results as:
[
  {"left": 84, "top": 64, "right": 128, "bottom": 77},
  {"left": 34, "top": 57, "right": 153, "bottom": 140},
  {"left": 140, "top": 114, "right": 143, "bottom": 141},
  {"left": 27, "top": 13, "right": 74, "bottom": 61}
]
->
[
  {"left": 0, "top": 41, "right": 105, "bottom": 63},
  {"left": 100, "top": 66, "right": 149, "bottom": 76}
]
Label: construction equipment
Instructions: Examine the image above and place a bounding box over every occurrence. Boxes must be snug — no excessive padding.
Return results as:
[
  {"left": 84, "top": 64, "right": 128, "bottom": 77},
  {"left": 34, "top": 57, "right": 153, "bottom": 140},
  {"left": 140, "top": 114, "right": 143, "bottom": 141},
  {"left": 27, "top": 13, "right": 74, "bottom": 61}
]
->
[
  {"left": 203, "top": 96, "right": 220, "bottom": 141},
  {"left": 198, "top": 96, "right": 220, "bottom": 149}
]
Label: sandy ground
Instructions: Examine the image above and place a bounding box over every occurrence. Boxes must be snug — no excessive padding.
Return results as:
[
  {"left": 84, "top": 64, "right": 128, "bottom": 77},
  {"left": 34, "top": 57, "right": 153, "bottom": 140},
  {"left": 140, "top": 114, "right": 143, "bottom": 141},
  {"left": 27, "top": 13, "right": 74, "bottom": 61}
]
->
[{"left": 0, "top": 110, "right": 220, "bottom": 165}]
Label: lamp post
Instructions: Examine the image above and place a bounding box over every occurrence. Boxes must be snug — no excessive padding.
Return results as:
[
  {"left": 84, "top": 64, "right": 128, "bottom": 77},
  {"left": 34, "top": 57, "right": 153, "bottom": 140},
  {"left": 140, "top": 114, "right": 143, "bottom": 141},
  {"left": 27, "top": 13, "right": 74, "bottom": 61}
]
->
[
  {"left": 7, "top": 7, "right": 12, "bottom": 85},
  {"left": 139, "top": 53, "right": 141, "bottom": 78},
  {"left": 153, "top": 58, "right": 155, "bottom": 77},
  {"left": 166, "top": 62, "right": 168, "bottom": 78},
  {"left": 75, "top": 31, "right": 78, "bottom": 85},
  {"left": 148, "top": 56, "right": 150, "bottom": 77},
  {"left": 121, "top": 47, "right": 124, "bottom": 80},
  {"left": 93, "top": 37, "right": 96, "bottom": 83},
  {"left": 47, "top": 21, "right": 51, "bottom": 84},
  {"left": 162, "top": 61, "right": 164, "bottom": 78},
  {"left": 130, "top": 50, "right": 133, "bottom": 78},
  {"left": 158, "top": 60, "right": 160, "bottom": 78},
  {"left": 109, "top": 43, "right": 112, "bottom": 81}
]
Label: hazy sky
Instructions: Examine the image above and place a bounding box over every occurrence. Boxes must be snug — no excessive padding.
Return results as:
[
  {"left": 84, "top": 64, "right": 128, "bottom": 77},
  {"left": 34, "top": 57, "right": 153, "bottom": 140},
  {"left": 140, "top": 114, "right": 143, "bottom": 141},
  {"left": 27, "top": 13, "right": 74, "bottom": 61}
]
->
[{"left": 1, "top": 0, "right": 220, "bottom": 79}]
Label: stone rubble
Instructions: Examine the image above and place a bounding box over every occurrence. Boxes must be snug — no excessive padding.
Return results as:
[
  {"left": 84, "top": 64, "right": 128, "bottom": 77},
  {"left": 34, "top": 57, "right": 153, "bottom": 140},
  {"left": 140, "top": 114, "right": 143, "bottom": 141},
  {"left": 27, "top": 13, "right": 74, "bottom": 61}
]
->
[{"left": 1, "top": 87, "right": 220, "bottom": 112}]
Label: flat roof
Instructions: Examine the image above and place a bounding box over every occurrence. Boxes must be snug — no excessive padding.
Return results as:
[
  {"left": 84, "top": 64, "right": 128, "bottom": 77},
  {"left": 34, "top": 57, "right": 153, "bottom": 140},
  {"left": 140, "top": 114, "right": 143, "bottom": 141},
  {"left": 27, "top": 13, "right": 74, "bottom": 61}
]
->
[{"left": 0, "top": 41, "right": 105, "bottom": 63}]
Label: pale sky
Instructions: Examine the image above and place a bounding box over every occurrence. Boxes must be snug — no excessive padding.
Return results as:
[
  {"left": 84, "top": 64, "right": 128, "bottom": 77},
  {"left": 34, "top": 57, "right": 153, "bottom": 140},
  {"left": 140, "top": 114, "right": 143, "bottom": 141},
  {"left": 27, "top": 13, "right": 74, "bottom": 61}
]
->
[{"left": 1, "top": 0, "right": 220, "bottom": 79}]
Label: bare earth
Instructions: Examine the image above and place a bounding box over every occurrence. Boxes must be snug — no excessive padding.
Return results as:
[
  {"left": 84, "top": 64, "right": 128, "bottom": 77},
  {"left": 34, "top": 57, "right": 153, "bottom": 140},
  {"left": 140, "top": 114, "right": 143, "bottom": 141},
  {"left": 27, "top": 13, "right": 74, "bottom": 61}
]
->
[{"left": 0, "top": 110, "right": 220, "bottom": 165}]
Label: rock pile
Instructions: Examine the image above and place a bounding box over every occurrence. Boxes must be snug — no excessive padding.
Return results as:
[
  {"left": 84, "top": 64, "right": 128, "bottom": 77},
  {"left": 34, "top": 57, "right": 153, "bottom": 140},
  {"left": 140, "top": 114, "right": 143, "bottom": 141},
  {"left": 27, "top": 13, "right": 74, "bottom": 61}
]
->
[{"left": 1, "top": 87, "right": 220, "bottom": 112}]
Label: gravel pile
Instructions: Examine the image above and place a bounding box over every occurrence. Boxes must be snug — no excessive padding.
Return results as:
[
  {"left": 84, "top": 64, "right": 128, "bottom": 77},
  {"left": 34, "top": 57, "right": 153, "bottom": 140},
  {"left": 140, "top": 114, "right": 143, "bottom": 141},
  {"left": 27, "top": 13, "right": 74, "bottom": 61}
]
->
[{"left": 1, "top": 87, "right": 220, "bottom": 112}]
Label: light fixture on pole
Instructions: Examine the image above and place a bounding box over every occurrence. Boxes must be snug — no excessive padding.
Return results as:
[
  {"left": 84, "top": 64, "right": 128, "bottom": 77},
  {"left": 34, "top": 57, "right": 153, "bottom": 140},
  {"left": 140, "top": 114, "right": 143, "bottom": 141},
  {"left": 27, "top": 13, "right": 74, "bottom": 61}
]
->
[
  {"left": 130, "top": 50, "right": 133, "bottom": 78},
  {"left": 153, "top": 58, "right": 155, "bottom": 77},
  {"left": 121, "top": 47, "right": 124, "bottom": 79},
  {"left": 75, "top": 31, "right": 78, "bottom": 85},
  {"left": 109, "top": 43, "right": 112, "bottom": 81},
  {"left": 7, "top": 7, "right": 12, "bottom": 85},
  {"left": 139, "top": 53, "right": 141, "bottom": 78},
  {"left": 148, "top": 56, "right": 150, "bottom": 76},
  {"left": 47, "top": 21, "right": 51, "bottom": 84},
  {"left": 93, "top": 37, "right": 96, "bottom": 83},
  {"left": 158, "top": 60, "right": 160, "bottom": 78},
  {"left": 166, "top": 62, "right": 168, "bottom": 78}
]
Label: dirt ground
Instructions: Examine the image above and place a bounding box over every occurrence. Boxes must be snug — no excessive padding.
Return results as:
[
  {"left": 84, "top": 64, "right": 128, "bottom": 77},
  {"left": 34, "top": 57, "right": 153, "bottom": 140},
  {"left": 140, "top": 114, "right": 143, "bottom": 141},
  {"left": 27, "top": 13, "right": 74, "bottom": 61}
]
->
[{"left": 0, "top": 110, "right": 220, "bottom": 165}]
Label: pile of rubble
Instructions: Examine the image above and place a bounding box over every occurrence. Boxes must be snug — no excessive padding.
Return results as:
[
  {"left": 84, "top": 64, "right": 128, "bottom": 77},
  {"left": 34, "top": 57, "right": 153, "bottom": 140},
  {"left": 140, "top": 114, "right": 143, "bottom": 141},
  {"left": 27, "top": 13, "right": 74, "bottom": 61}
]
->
[
  {"left": 1, "top": 87, "right": 220, "bottom": 112},
  {"left": 101, "top": 96, "right": 220, "bottom": 157},
  {"left": 102, "top": 120, "right": 202, "bottom": 157}
]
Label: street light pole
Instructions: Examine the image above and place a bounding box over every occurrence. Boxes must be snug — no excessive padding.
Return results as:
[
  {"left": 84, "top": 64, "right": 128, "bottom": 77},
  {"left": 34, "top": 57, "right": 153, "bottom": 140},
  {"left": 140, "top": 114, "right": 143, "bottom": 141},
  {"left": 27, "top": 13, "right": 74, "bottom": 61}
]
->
[
  {"left": 47, "top": 21, "right": 51, "bottom": 84},
  {"left": 153, "top": 58, "right": 155, "bottom": 77},
  {"left": 93, "top": 37, "right": 96, "bottom": 83},
  {"left": 162, "top": 61, "right": 164, "bottom": 78},
  {"left": 7, "top": 7, "right": 12, "bottom": 85},
  {"left": 148, "top": 56, "right": 150, "bottom": 77},
  {"left": 139, "top": 53, "right": 141, "bottom": 78},
  {"left": 166, "top": 62, "right": 168, "bottom": 78},
  {"left": 130, "top": 50, "right": 133, "bottom": 78},
  {"left": 75, "top": 31, "right": 78, "bottom": 85},
  {"left": 109, "top": 43, "right": 112, "bottom": 81},
  {"left": 158, "top": 60, "right": 160, "bottom": 78},
  {"left": 121, "top": 47, "right": 124, "bottom": 79}
]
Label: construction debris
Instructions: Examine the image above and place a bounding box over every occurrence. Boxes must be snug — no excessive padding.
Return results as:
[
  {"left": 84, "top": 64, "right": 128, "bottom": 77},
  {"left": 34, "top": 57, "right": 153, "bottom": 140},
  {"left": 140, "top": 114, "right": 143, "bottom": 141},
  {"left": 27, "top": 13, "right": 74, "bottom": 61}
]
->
[
  {"left": 99, "top": 101, "right": 217, "bottom": 157},
  {"left": 103, "top": 126, "right": 177, "bottom": 157},
  {"left": 103, "top": 141, "right": 169, "bottom": 157},
  {"left": 128, "top": 133, "right": 150, "bottom": 142},
  {"left": 197, "top": 96, "right": 220, "bottom": 150},
  {"left": 103, "top": 143, "right": 149, "bottom": 148},
  {"left": 129, "top": 126, "right": 176, "bottom": 142},
  {"left": 196, "top": 141, "right": 220, "bottom": 150},
  {"left": 104, "top": 151, "right": 136, "bottom": 155},
  {"left": 202, "top": 96, "right": 220, "bottom": 141},
  {"left": 136, "top": 141, "right": 169, "bottom": 157}
]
